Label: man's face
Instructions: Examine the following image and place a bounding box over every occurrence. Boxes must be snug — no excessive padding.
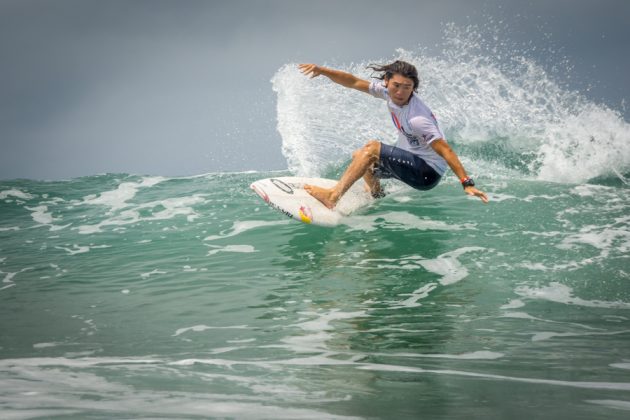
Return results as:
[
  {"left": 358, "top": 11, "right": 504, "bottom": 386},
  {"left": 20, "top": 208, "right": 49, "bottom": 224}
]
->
[{"left": 385, "top": 74, "right": 414, "bottom": 106}]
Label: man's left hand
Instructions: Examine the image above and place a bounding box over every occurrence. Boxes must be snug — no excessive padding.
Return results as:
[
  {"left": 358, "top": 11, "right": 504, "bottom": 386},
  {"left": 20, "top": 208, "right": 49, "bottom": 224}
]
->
[{"left": 465, "top": 186, "right": 489, "bottom": 203}]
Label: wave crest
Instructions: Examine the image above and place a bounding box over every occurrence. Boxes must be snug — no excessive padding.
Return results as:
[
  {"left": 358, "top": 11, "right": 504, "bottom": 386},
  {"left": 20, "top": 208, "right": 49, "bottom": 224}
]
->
[{"left": 272, "top": 24, "right": 630, "bottom": 183}]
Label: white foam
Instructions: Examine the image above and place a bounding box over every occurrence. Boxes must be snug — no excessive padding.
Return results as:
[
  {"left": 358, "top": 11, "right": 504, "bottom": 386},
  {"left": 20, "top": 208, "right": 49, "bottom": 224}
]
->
[
  {"left": 534, "top": 105, "right": 630, "bottom": 183},
  {"left": 586, "top": 400, "right": 630, "bottom": 411},
  {"left": 515, "top": 282, "right": 630, "bottom": 309},
  {"left": 522, "top": 193, "right": 569, "bottom": 202},
  {"left": 294, "top": 309, "right": 366, "bottom": 332},
  {"left": 140, "top": 269, "right": 167, "bottom": 279},
  {"left": 33, "top": 342, "right": 60, "bottom": 349},
  {"left": 374, "top": 350, "right": 504, "bottom": 360},
  {"left": 204, "top": 220, "right": 290, "bottom": 241},
  {"left": 392, "top": 195, "right": 412, "bottom": 203},
  {"left": 0, "top": 188, "right": 34, "bottom": 200},
  {"left": 81, "top": 176, "right": 166, "bottom": 212},
  {"left": 396, "top": 282, "right": 438, "bottom": 308},
  {"left": 357, "top": 254, "right": 421, "bottom": 270},
  {"left": 281, "top": 309, "right": 367, "bottom": 353},
  {"left": 356, "top": 363, "right": 630, "bottom": 391},
  {"left": 557, "top": 226, "right": 630, "bottom": 257},
  {"left": 227, "top": 338, "right": 256, "bottom": 344},
  {"left": 3, "top": 352, "right": 630, "bottom": 415},
  {"left": 54, "top": 244, "right": 111, "bottom": 255},
  {"left": 530, "top": 332, "right": 575, "bottom": 342},
  {"left": 522, "top": 231, "right": 565, "bottom": 238},
  {"left": 0, "top": 357, "right": 363, "bottom": 419},
  {"left": 77, "top": 224, "right": 103, "bottom": 235},
  {"left": 604, "top": 315, "right": 629, "bottom": 322},
  {"left": 1, "top": 267, "right": 33, "bottom": 291},
  {"left": 485, "top": 192, "right": 517, "bottom": 202},
  {"left": 206, "top": 244, "right": 257, "bottom": 256},
  {"left": 0, "top": 226, "right": 20, "bottom": 232},
  {"left": 173, "top": 324, "right": 249, "bottom": 337},
  {"left": 55, "top": 244, "right": 90, "bottom": 255},
  {"left": 500, "top": 299, "right": 525, "bottom": 309},
  {"left": 530, "top": 329, "right": 630, "bottom": 343},
  {"left": 23, "top": 205, "right": 70, "bottom": 231},
  {"left": 0, "top": 357, "right": 161, "bottom": 372},
  {"left": 359, "top": 247, "right": 483, "bottom": 301},
  {"left": 77, "top": 194, "right": 205, "bottom": 234},
  {"left": 25, "top": 205, "right": 55, "bottom": 225},
  {"left": 344, "top": 211, "right": 476, "bottom": 233},
  {"left": 2, "top": 271, "right": 17, "bottom": 284},
  {"left": 146, "top": 195, "right": 205, "bottom": 222},
  {"left": 419, "top": 247, "right": 485, "bottom": 286},
  {"left": 500, "top": 311, "right": 539, "bottom": 321}
]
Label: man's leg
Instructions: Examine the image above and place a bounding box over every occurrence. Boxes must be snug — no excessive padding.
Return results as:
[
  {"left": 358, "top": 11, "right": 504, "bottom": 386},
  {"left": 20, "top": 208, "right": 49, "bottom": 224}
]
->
[
  {"left": 305, "top": 140, "right": 381, "bottom": 209},
  {"left": 362, "top": 163, "right": 385, "bottom": 198}
]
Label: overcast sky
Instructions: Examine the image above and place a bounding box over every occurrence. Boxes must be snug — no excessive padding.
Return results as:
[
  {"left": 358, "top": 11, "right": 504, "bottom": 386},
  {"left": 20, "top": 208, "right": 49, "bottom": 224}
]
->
[{"left": 1, "top": 0, "right": 629, "bottom": 180}]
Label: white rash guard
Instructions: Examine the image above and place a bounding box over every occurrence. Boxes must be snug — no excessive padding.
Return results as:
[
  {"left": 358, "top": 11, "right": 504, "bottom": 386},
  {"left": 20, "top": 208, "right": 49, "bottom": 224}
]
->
[{"left": 369, "top": 81, "right": 448, "bottom": 176}]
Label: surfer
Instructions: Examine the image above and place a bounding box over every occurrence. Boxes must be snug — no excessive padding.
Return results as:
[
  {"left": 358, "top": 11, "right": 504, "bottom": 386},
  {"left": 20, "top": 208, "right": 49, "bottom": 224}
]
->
[{"left": 299, "top": 61, "right": 488, "bottom": 209}]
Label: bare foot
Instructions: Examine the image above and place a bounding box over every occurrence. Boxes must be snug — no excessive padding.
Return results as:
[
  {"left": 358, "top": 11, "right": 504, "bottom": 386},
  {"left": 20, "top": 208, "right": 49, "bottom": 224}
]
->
[
  {"left": 371, "top": 189, "right": 386, "bottom": 199},
  {"left": 304, "top": 184, "right": 337, "bottom": 209},
  {"left": 363, "top": 181, "right": 385, "bottom": 199}
]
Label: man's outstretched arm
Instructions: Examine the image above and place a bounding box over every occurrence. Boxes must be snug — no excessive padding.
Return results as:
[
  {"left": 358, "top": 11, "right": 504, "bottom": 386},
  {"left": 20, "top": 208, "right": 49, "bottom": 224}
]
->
[
  {"left": 430, "top": 139, "right": 489, "bottom": 203},
  {"left": 299, "top": 64, "right": 370, "bottom": 93}
]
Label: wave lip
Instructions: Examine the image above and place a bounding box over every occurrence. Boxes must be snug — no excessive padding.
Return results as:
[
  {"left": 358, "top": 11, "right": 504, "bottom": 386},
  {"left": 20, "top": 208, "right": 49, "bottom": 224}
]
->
[{"left": 272, "top": 25, "right": 630, "bottom": 184}]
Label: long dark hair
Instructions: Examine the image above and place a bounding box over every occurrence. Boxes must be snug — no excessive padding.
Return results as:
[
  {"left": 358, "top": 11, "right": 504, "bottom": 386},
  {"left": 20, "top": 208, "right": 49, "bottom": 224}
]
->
[{"left": 367, "top": 60, "right": 420, "bottom": 92}]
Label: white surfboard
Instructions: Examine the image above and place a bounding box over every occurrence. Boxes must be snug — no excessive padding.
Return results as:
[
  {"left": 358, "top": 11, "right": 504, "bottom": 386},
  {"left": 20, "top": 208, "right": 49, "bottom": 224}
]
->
[{"left": 250, "top": 177, "right": 373, "bottom": 226}]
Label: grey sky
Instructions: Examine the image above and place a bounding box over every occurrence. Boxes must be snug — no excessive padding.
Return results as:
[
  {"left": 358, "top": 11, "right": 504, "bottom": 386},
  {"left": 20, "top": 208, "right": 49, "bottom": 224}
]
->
[{"left": 1, "top": 0, "right": 629, "bottom": 180}]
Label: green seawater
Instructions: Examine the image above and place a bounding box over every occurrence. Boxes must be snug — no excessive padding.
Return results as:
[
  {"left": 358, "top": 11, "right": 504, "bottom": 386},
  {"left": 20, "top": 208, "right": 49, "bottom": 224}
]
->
[{"left": 1, "top": 172, "right": 629, "bottom": 419}]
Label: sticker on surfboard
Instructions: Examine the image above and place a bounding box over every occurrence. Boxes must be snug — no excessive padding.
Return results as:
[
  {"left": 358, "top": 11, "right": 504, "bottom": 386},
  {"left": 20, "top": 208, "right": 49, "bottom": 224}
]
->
[{"left": 250, "top": 176, "right": 373, "bottom": 227}]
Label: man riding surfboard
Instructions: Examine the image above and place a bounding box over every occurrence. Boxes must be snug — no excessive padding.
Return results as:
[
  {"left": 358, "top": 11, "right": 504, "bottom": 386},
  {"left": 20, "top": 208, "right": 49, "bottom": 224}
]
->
[{"left": 299, "top": 61, "right": 488, "bottom": 208}]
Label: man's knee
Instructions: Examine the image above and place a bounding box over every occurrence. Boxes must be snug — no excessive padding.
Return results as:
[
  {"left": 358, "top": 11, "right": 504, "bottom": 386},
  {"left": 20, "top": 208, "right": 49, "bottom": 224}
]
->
[{"left": 355, "top": 140, "right": 380, "bottom": 162}]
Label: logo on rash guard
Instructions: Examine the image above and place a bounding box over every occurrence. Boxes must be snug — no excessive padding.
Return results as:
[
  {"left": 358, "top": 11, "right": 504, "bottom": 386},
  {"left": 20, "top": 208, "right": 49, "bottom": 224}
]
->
[
  {"left": 391, "top": 112, "right": 403, "bottom": 132},
  {"left": 391, "top": 112, "right": 419, "bottom": 146}
]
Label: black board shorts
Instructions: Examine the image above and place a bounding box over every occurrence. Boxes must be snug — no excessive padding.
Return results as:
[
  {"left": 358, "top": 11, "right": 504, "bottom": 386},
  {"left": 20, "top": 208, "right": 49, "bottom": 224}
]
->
[{"left": 373, "top": 143, "right": 442, "bottom": 190}]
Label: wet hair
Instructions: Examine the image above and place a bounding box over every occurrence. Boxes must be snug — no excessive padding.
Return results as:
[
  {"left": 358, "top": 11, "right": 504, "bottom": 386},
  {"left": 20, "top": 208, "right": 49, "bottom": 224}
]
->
[{"left": 367, "top": 60, "right": 420, "bottom": 92}]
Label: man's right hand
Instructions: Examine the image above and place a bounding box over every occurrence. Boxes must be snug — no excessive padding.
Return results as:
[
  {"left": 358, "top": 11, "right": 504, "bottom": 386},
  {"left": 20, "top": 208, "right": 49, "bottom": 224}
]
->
[
  {"left": 298, "top": 63, "right": 370, "bottom": 93},
  {"left": 299, "top": 63, "right": 323, "bottom": 78}
]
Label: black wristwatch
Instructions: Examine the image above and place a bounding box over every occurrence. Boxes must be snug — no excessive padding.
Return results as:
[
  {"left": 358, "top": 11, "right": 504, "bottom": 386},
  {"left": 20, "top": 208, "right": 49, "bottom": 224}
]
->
[{"left": 461, "top": 177, "right": 475, "bottom": 189}]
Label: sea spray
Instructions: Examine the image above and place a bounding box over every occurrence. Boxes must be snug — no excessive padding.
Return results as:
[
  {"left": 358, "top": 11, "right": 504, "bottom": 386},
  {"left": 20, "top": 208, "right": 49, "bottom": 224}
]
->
[{"left": 272, "top": 24, "right": 630, "bottom": 183}]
